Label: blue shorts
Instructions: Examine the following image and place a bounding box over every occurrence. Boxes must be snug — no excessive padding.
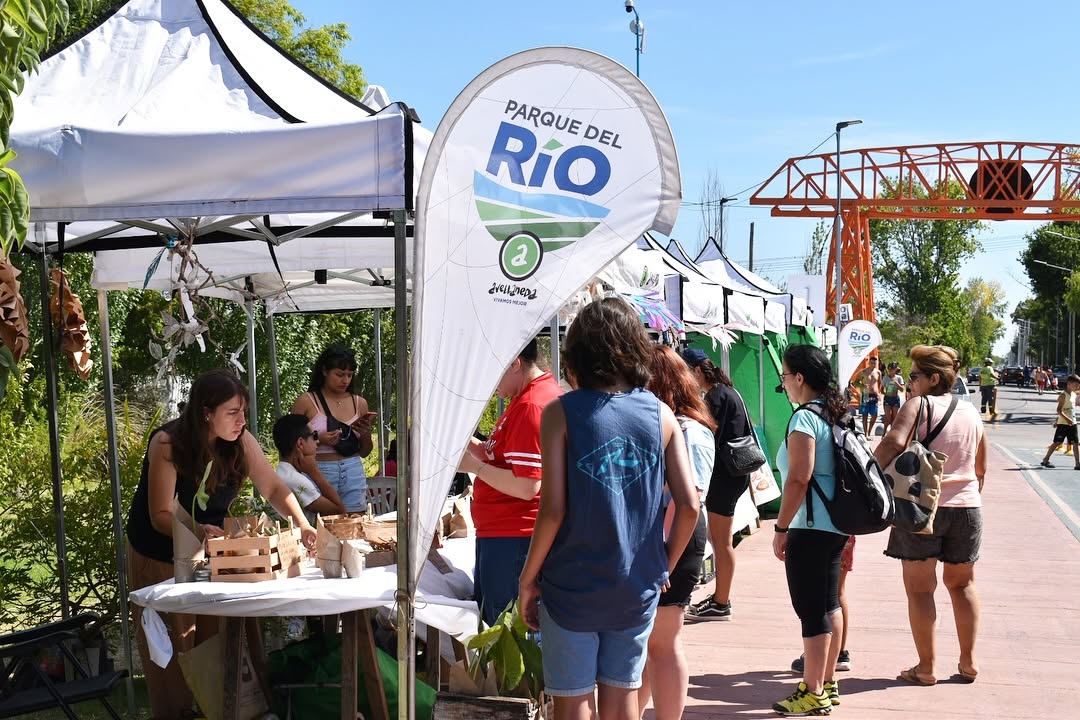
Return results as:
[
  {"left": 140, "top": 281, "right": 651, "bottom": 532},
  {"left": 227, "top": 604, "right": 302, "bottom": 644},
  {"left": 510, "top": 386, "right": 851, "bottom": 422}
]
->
[
  {"left": 316, "top": 456, "right": 368, "bottom": 512},
  {"left": 538, "top": 602, "right": 655, "bottom": 696},
  {"left": 883, "top": 395, "right": 901, "bottom": 408},
  {"left": 860, "top": 401, "right": 879, "bottom": 416}
]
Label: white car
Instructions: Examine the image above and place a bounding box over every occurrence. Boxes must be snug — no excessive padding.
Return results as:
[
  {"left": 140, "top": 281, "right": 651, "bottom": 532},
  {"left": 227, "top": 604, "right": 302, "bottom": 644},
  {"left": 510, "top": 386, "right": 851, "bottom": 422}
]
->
[{"left": 952, "top": 376, "right": 975, "bottom": 402}]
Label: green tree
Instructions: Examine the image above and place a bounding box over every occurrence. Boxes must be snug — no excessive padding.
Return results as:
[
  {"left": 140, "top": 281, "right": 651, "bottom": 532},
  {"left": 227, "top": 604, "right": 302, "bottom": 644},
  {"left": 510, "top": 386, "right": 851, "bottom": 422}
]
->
[
  {"left": 962, "top": 278, "right": 1007, "bottom": 362},
  {"left": 870, "top": 180, "right": 984, "bottom": 322},
  {"left": 231, "top": 0, "right": 365, "bottom": 96},
  {"left": 803, "top": 220, "right": 829, "bottom": 275}
]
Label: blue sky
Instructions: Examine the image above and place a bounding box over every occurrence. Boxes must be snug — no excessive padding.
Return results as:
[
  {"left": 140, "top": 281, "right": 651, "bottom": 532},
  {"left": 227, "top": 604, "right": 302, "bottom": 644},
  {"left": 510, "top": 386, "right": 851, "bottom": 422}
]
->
[{"left": 294, "top": 0, "right": 1078, "bottom": 353}]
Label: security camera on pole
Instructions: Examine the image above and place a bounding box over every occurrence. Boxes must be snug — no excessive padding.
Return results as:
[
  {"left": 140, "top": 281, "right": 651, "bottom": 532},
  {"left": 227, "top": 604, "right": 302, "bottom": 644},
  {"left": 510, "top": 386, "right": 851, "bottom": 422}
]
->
[{"left": 624, "top": 0, "right": 645, "bottom": 77}]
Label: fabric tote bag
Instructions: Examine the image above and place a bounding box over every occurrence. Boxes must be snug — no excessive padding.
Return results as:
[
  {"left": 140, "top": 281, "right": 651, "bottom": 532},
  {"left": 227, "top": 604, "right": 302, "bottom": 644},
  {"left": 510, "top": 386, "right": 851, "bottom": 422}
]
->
[{"left": 885, "top": 396, "right": 956, "bottom": 535}]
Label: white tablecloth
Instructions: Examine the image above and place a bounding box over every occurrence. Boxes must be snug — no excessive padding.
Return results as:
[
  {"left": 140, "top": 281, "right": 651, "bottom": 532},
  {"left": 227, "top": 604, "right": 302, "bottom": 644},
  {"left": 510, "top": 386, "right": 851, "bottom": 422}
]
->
[{"left": 129, "top": 538, "right": 479, "bottom": 642}]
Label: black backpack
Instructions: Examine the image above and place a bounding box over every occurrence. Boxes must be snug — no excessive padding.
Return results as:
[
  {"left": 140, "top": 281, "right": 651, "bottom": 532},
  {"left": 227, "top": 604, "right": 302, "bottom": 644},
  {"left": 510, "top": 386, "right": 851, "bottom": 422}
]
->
[{"left": 788, "top": 403, "right": 895, "bottom": 535}]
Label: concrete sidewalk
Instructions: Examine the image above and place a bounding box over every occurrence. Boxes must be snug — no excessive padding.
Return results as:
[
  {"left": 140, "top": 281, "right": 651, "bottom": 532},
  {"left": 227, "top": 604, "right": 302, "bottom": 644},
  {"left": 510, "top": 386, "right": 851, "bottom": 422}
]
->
[{"left": 664, "top": 444, "right": 1080, "bottom": 719}]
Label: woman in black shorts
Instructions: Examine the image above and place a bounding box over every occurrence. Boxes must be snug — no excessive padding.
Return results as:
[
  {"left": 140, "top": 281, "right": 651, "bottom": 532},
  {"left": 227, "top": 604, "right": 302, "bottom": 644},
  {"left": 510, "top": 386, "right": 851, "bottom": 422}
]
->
[
  {"left": 681, "top": 348, "right": 751, "bottom": 621},
  {"left": 638, "top": 345, "right": 716, "bottom": 719}
]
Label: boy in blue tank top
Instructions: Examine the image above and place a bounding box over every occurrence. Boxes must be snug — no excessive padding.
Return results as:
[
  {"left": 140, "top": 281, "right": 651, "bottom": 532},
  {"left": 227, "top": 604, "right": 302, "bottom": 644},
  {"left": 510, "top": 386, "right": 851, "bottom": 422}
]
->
[{"left": 518, "top": 298, "right": 700, "bottom": 720}]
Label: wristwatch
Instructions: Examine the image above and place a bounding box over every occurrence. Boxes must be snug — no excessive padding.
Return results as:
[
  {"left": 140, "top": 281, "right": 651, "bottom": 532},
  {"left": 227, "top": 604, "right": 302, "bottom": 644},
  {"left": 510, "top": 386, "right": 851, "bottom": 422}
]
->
[{"left": 774, "top": 525, "right": 788, "bottom": 533}]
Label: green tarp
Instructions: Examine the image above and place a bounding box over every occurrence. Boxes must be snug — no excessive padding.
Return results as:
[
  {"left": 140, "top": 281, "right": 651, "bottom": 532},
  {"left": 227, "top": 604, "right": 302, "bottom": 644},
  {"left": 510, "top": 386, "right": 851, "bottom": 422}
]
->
[{"left": 689, "top": 326, "right": 823, "bottom": 511}]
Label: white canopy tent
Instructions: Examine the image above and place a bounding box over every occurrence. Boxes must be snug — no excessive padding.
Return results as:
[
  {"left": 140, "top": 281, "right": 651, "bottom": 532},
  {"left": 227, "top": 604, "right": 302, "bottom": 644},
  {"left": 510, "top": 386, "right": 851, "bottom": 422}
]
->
[{"left": 9, "top": 2, "right": 431, "bottom": 714}]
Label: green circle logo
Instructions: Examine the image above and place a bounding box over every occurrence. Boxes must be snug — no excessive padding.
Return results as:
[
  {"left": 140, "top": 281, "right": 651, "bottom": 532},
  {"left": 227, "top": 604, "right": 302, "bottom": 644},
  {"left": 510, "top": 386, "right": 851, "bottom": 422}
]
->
[{"left": 499, "top": 232, "right": 544, "bottom": 281}]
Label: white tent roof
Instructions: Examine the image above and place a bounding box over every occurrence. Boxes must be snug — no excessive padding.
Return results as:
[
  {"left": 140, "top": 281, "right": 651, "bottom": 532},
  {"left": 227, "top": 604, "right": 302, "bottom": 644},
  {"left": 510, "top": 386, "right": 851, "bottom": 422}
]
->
[
  {"left": 598, "top": 233, "right": 776, "bottom": 334},
  {"left": 9, "top": 0, "right": 437, "bottom": 312},
  {"left": 12, "top": 0, "right": 419, "bottom": 227}
]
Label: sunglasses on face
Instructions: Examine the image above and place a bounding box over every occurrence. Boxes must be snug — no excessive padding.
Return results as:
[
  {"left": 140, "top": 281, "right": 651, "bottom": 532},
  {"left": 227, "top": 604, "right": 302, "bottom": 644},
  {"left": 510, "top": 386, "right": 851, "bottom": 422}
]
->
[
  {"left": 309, "top": 430, "right": 319, "bottom": 441},
  {"left": 909, "top": 371, "right": 925, "bottom": 380}
]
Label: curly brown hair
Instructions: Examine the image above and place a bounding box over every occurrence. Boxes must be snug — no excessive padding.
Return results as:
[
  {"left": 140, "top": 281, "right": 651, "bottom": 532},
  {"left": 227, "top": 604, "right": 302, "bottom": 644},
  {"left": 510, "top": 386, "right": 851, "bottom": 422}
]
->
[
  {"left": 647, "top": 345, "right": 717, "bottom": 431},
  {"left": 562, "top": 297, "right": 652, "bottom": 390},
  {"left": 169, "top": 370, "right": 249, "bottom": 495}
]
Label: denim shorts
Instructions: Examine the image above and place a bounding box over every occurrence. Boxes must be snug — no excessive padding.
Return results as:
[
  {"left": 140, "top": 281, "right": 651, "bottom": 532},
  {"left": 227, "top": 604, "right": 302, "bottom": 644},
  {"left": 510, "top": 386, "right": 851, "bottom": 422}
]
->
[
  {"left": 316, "top": 456, "right": 368, "bottom": 512},
  {"left": 538, "top": 602, "right": 655, "bottom": 696},
  {"left": 884, "top": 506, "right": 982, "bottom": 564}
]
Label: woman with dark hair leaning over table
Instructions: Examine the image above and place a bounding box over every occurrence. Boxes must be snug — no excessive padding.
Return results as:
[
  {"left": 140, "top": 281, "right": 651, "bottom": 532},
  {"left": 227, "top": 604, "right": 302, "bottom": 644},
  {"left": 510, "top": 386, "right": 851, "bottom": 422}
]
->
[{"left": 125, "top": 369, "right": 316, "bottom": 720}]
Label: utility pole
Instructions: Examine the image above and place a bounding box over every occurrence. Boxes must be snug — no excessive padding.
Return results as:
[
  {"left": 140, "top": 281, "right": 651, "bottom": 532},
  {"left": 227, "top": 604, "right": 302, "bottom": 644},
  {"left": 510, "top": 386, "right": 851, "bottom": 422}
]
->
[{"left": 748, "top": 222, "right": 755, "bottom": 271}]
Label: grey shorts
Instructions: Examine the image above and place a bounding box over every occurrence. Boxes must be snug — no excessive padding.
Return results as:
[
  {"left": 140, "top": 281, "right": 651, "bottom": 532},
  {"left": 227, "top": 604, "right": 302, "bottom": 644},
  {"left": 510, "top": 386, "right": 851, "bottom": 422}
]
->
[{"left": 884, "top": 506, "right": 983, "bottom": 564}]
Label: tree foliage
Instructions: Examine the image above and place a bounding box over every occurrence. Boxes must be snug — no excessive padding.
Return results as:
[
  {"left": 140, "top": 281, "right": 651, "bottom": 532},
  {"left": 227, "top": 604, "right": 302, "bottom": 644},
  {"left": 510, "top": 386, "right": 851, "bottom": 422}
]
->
[
  {"left": 870, "top": 180, "right": 983, "bottom": 322},
  {"left": 231, "top": 0, "right": 365, "bottom": 97},
  {"left": 1019, "top": 222, "right": 1080, "bottom": 366},
  {"left": 803, "top": 220, "right": 829, "bottom": 275}
]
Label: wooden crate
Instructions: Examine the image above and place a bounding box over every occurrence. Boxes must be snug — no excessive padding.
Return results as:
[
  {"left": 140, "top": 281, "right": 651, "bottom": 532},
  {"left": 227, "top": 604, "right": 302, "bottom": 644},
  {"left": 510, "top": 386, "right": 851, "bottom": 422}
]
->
[
  {"left": 207, "top": 529, "right": 302, "bottom": 582},
  {"left": 433, "top": 693, "right": 544, "bottom": 720}
]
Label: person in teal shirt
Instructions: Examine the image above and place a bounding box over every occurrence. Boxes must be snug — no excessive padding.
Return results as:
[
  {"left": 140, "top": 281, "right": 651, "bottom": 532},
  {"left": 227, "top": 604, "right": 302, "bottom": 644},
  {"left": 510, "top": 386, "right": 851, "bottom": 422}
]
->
[{"left": 771, "top": 344, "right": 850, "bottom": 716}]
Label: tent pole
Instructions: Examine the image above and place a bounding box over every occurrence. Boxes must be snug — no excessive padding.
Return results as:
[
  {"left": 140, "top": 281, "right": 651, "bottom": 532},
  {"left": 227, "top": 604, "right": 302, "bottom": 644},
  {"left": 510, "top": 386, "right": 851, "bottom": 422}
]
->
[
  {"left": 759, "top": 334, "right": 765, "bottom": 424},
  {"left": 265, "top": 309, "right": 282, "bottom": 419},
  {"left": 97, "top": 289, "right": 137, "bottom": 718},
  {"left": 549, "top": 315, "right": 560, "bottom": 381},
  {"left": 38, "top": 250, "right": 70, "bottom": 619},
  {"left": 393, "top": 209, "right": 415, "bottom": 720},
  {"left": 374, "top": 308, "right": 386, "bottom": 475},
  {"left": 244, "top": 299, "right": 258, "bottom": 436}
]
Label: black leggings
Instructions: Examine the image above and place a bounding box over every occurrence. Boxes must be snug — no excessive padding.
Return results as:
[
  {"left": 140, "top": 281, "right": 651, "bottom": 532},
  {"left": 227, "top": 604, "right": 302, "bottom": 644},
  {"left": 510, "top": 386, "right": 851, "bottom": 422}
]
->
[{"left": 785, "top": 529, "right": 848, "bottom": 638}]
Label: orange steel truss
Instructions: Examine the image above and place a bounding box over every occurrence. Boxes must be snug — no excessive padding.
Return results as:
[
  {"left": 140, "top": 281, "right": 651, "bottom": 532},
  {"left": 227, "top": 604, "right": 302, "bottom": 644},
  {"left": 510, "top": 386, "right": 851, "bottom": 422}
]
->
[{"left": 749, "top": 141, "right": 1080, "bottom": 324}]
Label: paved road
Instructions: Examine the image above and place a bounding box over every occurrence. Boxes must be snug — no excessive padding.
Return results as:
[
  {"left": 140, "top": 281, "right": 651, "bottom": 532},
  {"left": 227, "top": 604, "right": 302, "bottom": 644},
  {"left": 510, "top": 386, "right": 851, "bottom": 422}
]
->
[{"left": 981, "top": 384, "right": 1080, "bottom": 540}]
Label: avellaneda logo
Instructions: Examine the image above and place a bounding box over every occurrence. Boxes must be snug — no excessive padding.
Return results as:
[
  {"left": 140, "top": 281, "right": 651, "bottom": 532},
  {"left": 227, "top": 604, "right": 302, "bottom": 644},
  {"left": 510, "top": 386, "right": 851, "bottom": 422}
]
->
[{"left": 476, "top": 100, "right": 615, "bottom": 288}]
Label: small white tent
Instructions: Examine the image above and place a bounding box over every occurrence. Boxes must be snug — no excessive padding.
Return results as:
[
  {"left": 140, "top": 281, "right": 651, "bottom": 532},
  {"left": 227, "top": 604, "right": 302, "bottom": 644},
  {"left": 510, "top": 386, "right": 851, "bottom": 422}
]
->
[{"left": 9, "top": 3, "right": 430, "bottom": 713}]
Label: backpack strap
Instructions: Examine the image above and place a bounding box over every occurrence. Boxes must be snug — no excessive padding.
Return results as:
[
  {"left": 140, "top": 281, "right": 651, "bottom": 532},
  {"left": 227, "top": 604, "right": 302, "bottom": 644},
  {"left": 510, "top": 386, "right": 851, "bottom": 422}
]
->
[
  {"left": 923, "top": 396, "right": 958, "bottom": 448},
  {"left": 786, "top": 402, "right": 828, "bottom": 528}
]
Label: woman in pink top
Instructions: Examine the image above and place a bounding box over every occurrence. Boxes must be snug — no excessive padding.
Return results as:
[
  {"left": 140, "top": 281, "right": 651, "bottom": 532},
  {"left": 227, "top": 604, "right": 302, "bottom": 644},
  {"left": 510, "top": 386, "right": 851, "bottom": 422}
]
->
[
  {"left": 291, "top": 345, "right": 376, "bottom": 512},
  {"left": 875, "top": 345, "right": 985, "bottom": 686}
]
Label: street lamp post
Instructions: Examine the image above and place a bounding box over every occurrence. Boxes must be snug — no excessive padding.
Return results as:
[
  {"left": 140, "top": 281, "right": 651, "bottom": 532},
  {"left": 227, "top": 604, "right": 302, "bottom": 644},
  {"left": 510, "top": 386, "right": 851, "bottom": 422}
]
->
[
  {"left": 834, "top": 119, "right": 862, "bottom": 332},
  {"left": 1033, "top": 257, "right": 1076, "bottom": 370},
  {"left": 624, "top": 1, "right": 644, "bottom": 77},
  {"left": 718, "top": 195, "right": 737, "bottom": 253}
]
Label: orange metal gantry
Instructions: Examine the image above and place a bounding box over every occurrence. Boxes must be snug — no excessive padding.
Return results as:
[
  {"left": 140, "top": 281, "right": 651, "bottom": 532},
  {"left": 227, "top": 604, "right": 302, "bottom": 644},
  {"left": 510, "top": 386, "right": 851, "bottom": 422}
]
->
[{"left": 749, "top": 141, "right": 1080, "bottom": 325}]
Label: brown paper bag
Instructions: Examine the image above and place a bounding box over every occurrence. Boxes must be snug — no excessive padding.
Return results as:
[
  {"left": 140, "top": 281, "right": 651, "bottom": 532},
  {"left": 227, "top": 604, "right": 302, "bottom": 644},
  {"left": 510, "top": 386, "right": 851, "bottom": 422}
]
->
[
  {"left": 172, "top": 498, "right": 205, "bottom": 582},
  {"left": 178, "top": 634, "right": 268, "bottom": 720},
  {"left": 448, "top": 496, "right": 474, "bottom": 538},
  {"left": 316, "top": 515, "right": 343, "bottom": 578},
  {"left": 447, "top": 659, "right": 499, "bottom": 697}
]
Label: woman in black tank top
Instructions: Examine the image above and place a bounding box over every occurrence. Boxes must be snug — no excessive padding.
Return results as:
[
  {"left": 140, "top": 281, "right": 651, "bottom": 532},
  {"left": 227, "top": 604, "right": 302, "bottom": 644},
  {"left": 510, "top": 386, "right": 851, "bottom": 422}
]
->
[{"left": 125, "top": 370, "right": 316, "bottom": 720}]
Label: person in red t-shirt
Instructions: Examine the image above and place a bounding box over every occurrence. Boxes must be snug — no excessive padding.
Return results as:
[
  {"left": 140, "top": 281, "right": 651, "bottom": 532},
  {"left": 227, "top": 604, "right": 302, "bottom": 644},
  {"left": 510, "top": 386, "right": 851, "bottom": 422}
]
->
[{"left": 459, "top": 339, "right": 563, "bottom": 626}]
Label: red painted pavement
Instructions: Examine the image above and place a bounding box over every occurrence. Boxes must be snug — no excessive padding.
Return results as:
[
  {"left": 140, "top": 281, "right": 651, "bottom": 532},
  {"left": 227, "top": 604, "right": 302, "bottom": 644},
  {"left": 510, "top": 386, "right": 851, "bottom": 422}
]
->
[{"left": 660, "top": 444, "right": 1080, "bottom": 719}]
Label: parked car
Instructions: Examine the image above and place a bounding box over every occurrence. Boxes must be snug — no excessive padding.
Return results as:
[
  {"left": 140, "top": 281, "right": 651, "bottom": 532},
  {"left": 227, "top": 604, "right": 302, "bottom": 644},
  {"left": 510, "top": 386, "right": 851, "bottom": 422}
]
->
[
  {"left": 952, "top": 376, "right": 975, "bottom": 402},
  {"left": 1053, "top": 365, "right": 1069, "bottom": 388},
  {"left": 1001, "top": 366, "right": 1025, "bottom": 387}
]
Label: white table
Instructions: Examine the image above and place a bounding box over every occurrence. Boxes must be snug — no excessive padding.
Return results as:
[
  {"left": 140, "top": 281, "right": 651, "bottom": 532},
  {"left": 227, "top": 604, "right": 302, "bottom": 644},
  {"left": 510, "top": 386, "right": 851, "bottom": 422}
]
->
[{"left": 130, "top": 538, "right": 479, "bottom": 720}]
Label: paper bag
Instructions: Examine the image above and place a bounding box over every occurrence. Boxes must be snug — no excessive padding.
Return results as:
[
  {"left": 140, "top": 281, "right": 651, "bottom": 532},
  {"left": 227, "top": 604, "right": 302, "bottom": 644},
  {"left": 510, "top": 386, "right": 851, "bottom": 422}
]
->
[
  {"left": 341, "top": 539, "right": 369, "bottom": 578},
  {"left": 748, "top": 464, "right": 781, "bottom": 506},
  {"left": 448, "top": 496, "right": 474, "bottom": 539},
  {"left": 316, "top": 515, "right": 343, "bottom": 578},
  {"left": 223, "top": 513, "right": 272, "bottom": 539},
  {"left": 448, "top": 659, "right": 499, "bottom": 697},
  {"left": 172, "top": 498, "right": 205, "bottom": 582},
  {"left": 178, "top": 634, "right": 268, "bottom": 720}
]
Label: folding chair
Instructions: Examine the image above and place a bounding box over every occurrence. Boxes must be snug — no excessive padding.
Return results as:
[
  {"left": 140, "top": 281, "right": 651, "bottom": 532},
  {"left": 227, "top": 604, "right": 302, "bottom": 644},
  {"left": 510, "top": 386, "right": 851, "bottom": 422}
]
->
[{"left": 0, "top": 613, "right": 127, "bottom": 719}]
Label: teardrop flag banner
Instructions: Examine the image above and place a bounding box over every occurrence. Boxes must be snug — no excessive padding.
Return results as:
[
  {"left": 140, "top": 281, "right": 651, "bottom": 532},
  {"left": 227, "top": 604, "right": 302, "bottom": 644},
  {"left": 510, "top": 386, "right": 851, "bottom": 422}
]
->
[
  {"left": 410, "top": 47, "right": 681, "bottom": 582},
  {"left": 837, "top": 319, "right": 882, "bottom": 390}
]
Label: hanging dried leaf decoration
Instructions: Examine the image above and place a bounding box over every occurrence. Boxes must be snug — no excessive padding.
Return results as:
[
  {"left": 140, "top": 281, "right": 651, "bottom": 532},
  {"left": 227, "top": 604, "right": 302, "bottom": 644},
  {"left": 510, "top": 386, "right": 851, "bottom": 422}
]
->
[
  {"left": 49, "top": 268, "right": 94, "bottom": 380},
  {"left": 0, "top": 253, "right": 29, "bottom": 363}
]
